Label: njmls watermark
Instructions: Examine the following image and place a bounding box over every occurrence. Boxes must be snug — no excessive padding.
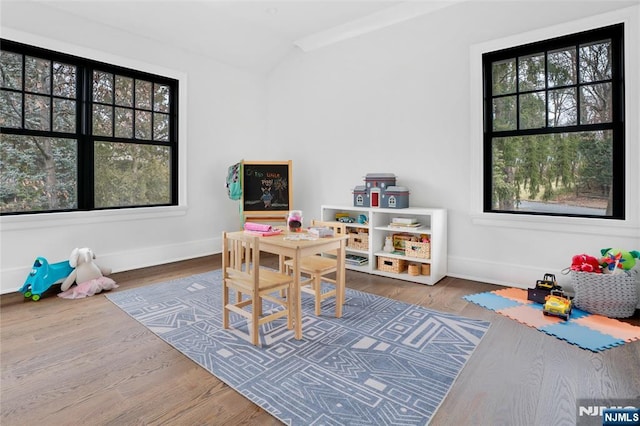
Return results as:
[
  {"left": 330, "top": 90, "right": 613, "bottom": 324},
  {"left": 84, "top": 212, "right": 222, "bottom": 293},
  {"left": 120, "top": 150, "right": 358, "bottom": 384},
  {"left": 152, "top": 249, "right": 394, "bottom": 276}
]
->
[{"left": 577, "top": 398, "right": 640, "bottom": 426}]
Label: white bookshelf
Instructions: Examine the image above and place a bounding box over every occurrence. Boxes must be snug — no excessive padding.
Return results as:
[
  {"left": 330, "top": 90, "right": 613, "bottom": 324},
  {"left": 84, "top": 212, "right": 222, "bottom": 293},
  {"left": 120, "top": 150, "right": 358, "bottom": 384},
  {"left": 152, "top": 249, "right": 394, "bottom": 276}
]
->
[{"left": 321, "top": 205, "right": 447, "bottom": 285}]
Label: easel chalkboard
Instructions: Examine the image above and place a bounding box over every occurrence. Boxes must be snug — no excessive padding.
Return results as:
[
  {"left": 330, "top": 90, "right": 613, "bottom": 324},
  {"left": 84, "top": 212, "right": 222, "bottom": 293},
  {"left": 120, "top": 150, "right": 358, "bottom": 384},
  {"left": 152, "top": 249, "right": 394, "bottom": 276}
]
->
[{"left": 241, "top": 160, "right": 292, "bottom": 222}]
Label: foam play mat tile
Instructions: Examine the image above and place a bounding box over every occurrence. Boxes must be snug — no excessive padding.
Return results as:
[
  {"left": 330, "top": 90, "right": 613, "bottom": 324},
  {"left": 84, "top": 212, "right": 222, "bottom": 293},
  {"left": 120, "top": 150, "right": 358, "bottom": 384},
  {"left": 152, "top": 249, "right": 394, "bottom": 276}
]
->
[
  {"left": 497, "top": 304, "right": 563, "bottom": 328},
  {"left": 463, "top": 292, "right": 522, "bottom": 311},
  {"left": 493, "top": 287, "right": 531, "bottom": 303},
  {"left": 573, "top": 316, "right": 640, "bottom": 342},
  {"left": 464, "top": 288, "right": 640, "bottom": 352},
  {"left": 539, "top": 322, "right": 625, "bottom": 351}
]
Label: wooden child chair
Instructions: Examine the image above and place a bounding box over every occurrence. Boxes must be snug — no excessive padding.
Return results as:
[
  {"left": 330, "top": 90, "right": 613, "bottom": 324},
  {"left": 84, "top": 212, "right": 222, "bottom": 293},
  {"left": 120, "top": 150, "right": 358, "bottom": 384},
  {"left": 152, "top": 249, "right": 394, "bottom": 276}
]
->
[
  {"left": 222, "top": 231, "right": 293, "bottom": 346},
  {"left": 285, "top": 219, "right": 347, "bottom": 316}
]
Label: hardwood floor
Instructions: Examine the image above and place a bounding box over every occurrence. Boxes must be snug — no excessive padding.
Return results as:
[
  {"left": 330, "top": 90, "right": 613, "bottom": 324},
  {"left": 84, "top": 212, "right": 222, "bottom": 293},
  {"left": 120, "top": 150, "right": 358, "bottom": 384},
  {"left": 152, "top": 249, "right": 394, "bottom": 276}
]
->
[{"left": 1, "top": 255, "right": 639, "bottom": 425}]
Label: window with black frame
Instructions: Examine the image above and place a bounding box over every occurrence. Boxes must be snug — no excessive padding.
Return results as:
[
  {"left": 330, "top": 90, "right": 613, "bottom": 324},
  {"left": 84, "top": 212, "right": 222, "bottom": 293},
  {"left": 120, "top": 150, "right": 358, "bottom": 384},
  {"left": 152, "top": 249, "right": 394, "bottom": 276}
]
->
[
  {"left": 482, "top": 24, "right": 624, "bottom": 219},
  {"left": 0, "top": 40, "right": 178, "bottom": 215}
]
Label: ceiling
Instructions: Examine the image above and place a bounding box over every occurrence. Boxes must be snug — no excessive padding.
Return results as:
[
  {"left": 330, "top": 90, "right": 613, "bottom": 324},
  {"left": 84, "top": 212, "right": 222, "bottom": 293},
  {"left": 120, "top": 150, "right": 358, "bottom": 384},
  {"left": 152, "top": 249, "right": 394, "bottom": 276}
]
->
[{"left": 5, "top": 0, "right": 460, "bottom": 73}]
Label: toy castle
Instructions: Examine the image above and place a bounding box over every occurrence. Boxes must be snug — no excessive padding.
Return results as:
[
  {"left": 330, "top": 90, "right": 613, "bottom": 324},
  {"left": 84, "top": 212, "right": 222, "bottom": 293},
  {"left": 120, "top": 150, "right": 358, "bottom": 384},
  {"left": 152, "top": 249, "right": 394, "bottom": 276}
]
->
[{"left": 352, "top": 173, "right": 409, "bottom": 208}]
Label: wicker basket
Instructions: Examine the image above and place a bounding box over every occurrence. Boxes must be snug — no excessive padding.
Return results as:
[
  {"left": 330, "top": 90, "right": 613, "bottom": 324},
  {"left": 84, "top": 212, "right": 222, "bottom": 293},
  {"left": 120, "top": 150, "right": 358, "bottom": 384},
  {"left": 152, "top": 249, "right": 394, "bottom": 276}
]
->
[
  {"left": 408, "top": 264, "right": 420, "bottom": 276},
  {"left": 405, "top": 241, "right": 431, "bottom": 259},
  {"left": 377, "top": 256, "right": 407, "bottom": 274},
  {"left": 348, "top": 232, "right": 369, "bottom": 250},
  {"left": 421, "top": 264, "right": 431, "bottom": 276},
  {"left": 571, "top": 270, "right": 639, "bottom": 318}
]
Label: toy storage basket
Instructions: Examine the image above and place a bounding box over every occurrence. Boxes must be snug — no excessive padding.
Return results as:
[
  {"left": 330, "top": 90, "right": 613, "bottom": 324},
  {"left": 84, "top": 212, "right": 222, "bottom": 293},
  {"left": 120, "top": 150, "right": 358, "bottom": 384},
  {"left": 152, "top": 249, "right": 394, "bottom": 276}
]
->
[
  {"left": 377, "top": 256, "right": 407, "bottom": 274},
  {"left": 571, "top": 270, "right": 639, "bottom": 318},
  {"left": 405, "top": 241, "right": 430, "bottom": 259},
  {"left": 348, "top": 232, "right": 369, "bottom": 251}
]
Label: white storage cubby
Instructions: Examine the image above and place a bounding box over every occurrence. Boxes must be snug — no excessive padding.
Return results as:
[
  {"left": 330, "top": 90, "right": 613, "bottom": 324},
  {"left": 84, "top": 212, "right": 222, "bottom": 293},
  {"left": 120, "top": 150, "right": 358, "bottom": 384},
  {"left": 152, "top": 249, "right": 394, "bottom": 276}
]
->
[{"left": 321, "top": 205, "right": 447, "bottom": 285}]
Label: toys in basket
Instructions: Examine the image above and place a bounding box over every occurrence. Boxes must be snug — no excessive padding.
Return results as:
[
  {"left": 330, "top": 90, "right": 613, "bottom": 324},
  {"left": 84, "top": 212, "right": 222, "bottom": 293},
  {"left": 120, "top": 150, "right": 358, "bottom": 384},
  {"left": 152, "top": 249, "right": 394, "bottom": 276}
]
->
[
  {"left": 600, "top": 248, "right": 640, "bottom": 273},
  {"left": 566, "top": 248, "right": 640, "bottom": 318},
  {"left": 570, "top": 254, "right": 602, "bottom": 273}
]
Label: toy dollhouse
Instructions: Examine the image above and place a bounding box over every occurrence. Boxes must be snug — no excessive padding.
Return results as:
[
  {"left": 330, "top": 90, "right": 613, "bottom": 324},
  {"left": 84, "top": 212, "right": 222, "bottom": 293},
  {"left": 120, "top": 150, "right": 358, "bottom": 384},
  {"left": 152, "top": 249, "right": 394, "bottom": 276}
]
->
[{"left": 352, "top": 173, "right": 409, "bottom": 208}]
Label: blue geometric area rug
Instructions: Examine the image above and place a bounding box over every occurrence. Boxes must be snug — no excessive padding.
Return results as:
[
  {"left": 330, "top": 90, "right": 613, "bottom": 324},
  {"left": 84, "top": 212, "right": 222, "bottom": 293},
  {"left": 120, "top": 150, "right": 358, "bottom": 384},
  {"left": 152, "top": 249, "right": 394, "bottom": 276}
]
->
[{"left": 107, "top": 270, "right": 490, "bottom": 425}]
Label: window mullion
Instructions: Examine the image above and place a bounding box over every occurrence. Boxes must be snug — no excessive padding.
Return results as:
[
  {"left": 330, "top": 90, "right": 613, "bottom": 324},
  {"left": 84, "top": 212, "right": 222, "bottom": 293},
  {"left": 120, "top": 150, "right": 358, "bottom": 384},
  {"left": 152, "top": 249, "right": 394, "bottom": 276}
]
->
[
  {"left": 48, "top": 60, "right": 54, "bottom": 132},
  {"left": 544, "top": 51, "right": 549, "bottom": 128},
  {"left": 132, "top": 78, "right": 137, "bottom": 140},
  {"left": 515, "top": 56, "right": 520, "bottom": 130},
  {"left": 20, "top": 54, "right": 26, "bottom": 129},
  {"left": 150, "top": 82, "right": 154, "bottom": 141},
  {"left": 575, "top": 42, "right": 581, "bottom": 126},
  {"left": 110, "top": 73, "right": 116, "bottom": 138},
  {"left": 77, "top": 66, "right": 94, "bottom": 210}
]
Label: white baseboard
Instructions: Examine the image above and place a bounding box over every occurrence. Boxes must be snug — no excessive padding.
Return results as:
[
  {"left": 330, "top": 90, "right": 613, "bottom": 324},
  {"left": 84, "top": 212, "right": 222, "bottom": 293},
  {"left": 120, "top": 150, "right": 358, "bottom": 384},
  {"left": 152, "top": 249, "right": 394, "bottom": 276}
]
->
[
  {"left": 0, "top": 237, "right": 221, "bottom": 295},
  {"left": 6, "top": 248, "right": 638, "bottom": 309},
  {"left": 446, "top": 254, "right": 562, "bottom": 289}
]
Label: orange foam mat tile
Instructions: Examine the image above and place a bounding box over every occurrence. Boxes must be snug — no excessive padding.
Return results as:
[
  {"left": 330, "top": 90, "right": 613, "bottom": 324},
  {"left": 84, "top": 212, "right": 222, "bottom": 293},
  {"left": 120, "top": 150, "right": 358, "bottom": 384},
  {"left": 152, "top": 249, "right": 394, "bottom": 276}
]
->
[
  {"left": 573, "top": 315, "right": 640, "bottom": 342},
  {"left": 493, "top": 288, "right": 532, "bottom": 304},
  {"left": 497, "top": 304, "right": 562, "bottom": 328}
]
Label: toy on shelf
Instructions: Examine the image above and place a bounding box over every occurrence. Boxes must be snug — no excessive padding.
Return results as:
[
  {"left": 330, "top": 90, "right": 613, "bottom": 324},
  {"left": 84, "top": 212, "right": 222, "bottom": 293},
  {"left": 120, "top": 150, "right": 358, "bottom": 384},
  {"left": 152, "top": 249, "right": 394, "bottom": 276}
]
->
[
  {"left": 543, "top": 289, "right": 572, "bottom": 320},
  {"left": 352, "top": 173, "right": 410, "bottom": 209},
  {"left": 336, "top": 215, "right": 355, "bottom": 223},
  {"left": 19, "top": 257, "right": 74, "bottom": 301},
  {"left": 383, "top": 236, "right": 394, "bottom": 253}
]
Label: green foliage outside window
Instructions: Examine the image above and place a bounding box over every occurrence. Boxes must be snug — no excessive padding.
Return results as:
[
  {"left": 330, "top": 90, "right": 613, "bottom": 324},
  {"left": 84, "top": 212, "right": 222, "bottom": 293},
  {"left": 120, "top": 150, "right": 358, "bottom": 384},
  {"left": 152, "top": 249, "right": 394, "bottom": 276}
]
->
[
  {"left": 94, "top": 142, "right": 170, "bottom": 208},
  {"left": 0, "top": 135, "right": 77, "bottom": 213}
]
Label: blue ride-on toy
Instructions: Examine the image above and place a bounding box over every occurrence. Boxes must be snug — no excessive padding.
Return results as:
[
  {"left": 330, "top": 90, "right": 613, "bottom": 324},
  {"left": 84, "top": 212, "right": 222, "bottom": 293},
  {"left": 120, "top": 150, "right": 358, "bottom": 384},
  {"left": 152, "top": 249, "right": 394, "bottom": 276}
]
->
[{"left": 19, "top": 257, "right": 73, "bottom": 301}]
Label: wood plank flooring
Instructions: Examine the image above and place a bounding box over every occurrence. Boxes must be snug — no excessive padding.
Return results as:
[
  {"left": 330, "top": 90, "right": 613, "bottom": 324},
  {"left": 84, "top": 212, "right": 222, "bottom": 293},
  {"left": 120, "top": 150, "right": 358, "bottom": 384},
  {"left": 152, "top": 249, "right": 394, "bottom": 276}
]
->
[{"left": 1, "top": 255, "right": 639, "bottom": 425}]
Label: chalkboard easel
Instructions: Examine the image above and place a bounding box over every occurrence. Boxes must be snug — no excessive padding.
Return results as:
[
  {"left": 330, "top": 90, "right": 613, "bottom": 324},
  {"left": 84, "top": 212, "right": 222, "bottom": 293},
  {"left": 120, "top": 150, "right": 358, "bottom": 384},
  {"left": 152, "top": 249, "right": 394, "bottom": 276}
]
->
[{"left": 240, "top": 160, "right": 292, "bottom": 224}]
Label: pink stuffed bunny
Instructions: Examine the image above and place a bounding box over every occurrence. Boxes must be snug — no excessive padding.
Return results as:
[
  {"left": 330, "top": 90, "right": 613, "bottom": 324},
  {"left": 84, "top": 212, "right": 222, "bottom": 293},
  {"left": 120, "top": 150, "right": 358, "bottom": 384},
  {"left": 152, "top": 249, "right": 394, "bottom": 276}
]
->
[{"left": 58, "top": 248, "right": 117, "bottom": 299}]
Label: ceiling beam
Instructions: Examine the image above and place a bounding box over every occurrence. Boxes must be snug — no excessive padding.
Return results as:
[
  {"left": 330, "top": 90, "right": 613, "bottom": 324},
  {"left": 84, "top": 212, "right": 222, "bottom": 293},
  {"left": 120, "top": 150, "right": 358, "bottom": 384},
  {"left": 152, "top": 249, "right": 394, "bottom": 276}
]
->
[{"left": 293, "top": 1, "right": 463, "bottom": 52}]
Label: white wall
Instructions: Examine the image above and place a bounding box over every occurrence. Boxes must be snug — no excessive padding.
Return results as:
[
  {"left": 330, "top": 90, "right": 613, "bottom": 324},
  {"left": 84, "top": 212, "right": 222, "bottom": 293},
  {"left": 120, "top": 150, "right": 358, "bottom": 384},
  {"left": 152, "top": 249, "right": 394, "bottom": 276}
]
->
[
  {"left": 266, "top": 1, "right": 640, "bottom": 292},
  {"left": 0, "top": 3, "right": 269, "bottom": 293},
  {"left": 2, "top": 1, "right": 639, "bottom": 297}
]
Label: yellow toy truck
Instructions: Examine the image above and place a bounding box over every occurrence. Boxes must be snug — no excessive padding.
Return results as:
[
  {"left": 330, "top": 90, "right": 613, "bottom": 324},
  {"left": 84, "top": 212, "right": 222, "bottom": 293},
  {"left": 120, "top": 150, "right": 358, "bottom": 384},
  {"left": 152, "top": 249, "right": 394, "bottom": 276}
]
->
[{"left": 543, "top": 289, "right": 572, "bottom": 321}]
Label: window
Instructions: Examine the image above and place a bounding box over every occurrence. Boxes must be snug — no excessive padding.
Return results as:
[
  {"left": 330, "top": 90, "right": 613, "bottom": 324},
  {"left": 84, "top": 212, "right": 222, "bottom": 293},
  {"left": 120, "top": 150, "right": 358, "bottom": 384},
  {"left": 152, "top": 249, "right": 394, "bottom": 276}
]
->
[
  {"left": 483, "top": 24, "right": 624, "bottom": 219},
  {"left": 0, "top": 40, "right": 178, "bottom": 215}
]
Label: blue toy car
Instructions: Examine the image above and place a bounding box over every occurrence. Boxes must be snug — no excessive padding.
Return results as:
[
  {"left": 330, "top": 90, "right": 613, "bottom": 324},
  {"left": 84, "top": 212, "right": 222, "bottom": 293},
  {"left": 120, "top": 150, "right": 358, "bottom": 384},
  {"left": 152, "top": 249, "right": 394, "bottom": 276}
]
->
[
  {"left": 19, "top": 257, "right": 73, "bottom": 301},
  {"left": 337, "top": 216, "right": 355, "bottom": 223}
]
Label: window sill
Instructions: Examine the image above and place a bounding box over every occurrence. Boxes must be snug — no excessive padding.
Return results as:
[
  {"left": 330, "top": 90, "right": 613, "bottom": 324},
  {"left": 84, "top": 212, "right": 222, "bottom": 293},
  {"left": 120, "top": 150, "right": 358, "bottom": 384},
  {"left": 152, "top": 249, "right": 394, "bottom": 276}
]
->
[
  {"left": 470, "top": 212, "right": 640, "bottom": 238},
  {"left": 0, "top": 206, "right": 188, "bottom": 232}
]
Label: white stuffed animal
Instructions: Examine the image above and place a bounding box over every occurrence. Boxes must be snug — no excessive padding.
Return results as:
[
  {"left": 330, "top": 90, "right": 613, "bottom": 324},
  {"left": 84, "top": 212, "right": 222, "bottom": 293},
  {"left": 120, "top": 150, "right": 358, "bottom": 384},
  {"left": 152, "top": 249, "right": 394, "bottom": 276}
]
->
[{"left": 59, "top": 248, "right": 117, "bottom": 299}]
